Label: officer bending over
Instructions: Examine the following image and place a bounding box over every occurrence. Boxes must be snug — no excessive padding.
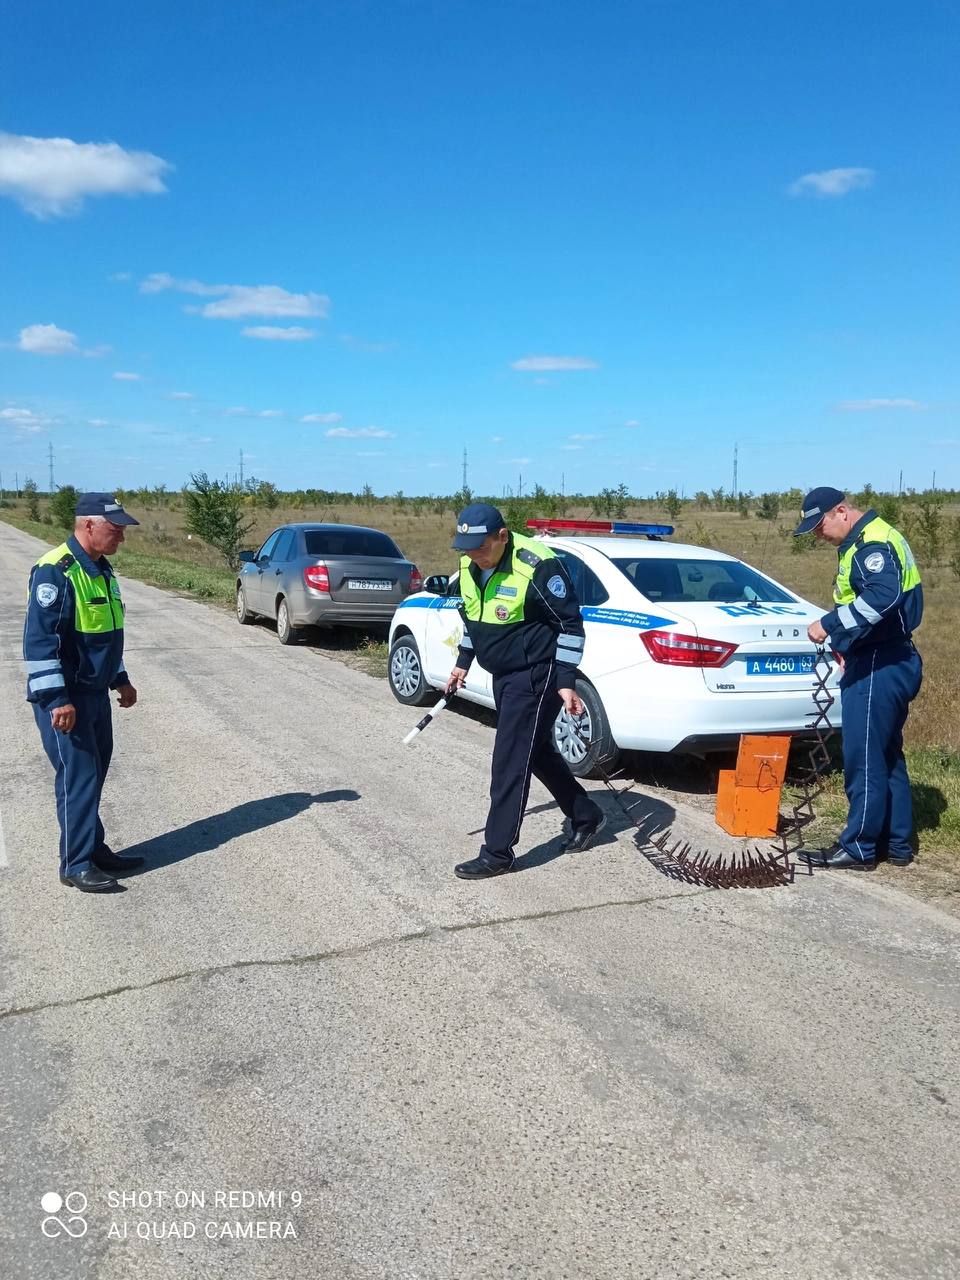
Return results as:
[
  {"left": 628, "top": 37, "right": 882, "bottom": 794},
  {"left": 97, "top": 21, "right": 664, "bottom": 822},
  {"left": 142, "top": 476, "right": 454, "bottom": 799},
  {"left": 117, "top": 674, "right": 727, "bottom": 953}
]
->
[
  {"left": 794, "top": 486, "right": 923, "bottom": 870},
  {"left": 446, "top": 503, "right": 605, "bottom": 880},
  {"left": 23, "top": 493, "right": 144, "bottom": 892}
]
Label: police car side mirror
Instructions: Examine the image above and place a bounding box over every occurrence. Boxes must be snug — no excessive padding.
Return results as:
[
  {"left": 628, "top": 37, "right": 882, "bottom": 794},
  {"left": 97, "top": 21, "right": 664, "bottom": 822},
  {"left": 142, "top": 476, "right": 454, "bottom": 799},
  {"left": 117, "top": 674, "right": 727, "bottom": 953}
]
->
[
  {"left": 238, "top": 550, "right": 255, "bottom": 564},
  {"left": 424, "top": 574, "right": 449, "bottom": 595}
]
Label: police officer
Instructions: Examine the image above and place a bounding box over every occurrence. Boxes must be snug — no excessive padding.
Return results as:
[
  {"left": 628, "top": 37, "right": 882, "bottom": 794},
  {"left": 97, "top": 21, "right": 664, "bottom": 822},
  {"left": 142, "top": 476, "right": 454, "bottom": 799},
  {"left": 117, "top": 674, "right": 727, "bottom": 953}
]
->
[
  {"left": 794, "top": 487, "right": 923, "bottom": 870},
  {"left": 446, "top": 503, "right": 605, "bottom": 879},
  {"left": 23, "top": 493, "right": 143, "bottom": 892}
]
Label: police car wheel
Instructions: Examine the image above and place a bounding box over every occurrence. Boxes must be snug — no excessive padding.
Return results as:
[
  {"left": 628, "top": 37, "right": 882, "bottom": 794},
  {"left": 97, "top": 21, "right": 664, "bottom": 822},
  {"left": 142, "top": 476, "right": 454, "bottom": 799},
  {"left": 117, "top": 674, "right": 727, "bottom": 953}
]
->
[
  {"left": 553, "top": 681, "right": 621, "bottom": 779},
  {"left": 388, "top": 634, "right": 433, "bottom": 706},
  {"left": 276, "top": 598, "right": 300, "bottom": 645},
  {"left": 236, "top": 583, "right": 255, "bottom": 624}
]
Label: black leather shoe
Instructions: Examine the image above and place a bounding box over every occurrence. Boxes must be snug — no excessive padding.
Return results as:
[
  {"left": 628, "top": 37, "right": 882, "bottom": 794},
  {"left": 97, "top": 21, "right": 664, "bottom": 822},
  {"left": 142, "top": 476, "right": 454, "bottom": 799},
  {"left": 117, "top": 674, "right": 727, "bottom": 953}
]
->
[
  {"left": 887, "top": 854, "right": 914, "bottom": 867},
  {"left": 562, "top": 810, "right": 607, "bottom": 853},
  {"left": 93, "top": 850, "right": 145, "bottom": 873},
  {"left": 60, "top": 867, "right": 122, "bottom": 892},
  {"left": 799, "top": 846, "right": 875, "bottom": 870},
  {"left": 454, "top": 856, "right": 514, "bottom": 880}
]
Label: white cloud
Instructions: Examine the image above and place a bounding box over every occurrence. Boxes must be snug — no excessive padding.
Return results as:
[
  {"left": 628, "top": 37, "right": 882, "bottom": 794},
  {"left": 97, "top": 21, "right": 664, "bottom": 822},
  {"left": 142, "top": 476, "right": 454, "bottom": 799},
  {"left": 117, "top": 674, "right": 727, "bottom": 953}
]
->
[
  {"left": 242, "top": 325, "right": 317, "bottom": 341},
  {"left": 168, "top": 391, "right": 194, "bottom": 400},
  {"left": 224, "top": 406, "right": 248, "bottom": 416},
  {"left": 109, "top": 271, "right": 133, "bottom": 283},
  {"left": 490, "top": 435, "right": 505, "bottom": 444},
  {"left": 834, "top": 397, "right": 928, "bottom": 412},
  {"left": 87, "top": 418, "right": 112, "bottom": 427},
  {"left": 561, "top": 445, "right": 583, "bottom": 451},
  {"left": 624, "top": 419, "right": 642, "bottom": 428},
  {"left": 510, "top": 456, "right": 532, "bottom": 465},
  {"left": 1, "top": 406, "right": 51, "bottom": 432},
  {"left": 569, "top": 433, "right": 597, "bottom": 441},
  {"left": 82, "top": 344, "right": 112, "bottom": 358},
  {"left": 300, "top": 412, "right": 342, "bottom": 424},
  {"left": 356, "top": 450, "right": 385, "bottom": 457},
  {"left": 258, "top": 409, "right": 283, "bottom": 418},
  {"left": 142, "top": 273, "right": 329, "bottom": 320},
  {"left": 113, "top": 371, "right": 141, "bottom": 381},
  {"left": 788, "top": 167, "right": 875, "bottom": 198},
  {"left": 326, "top": 426, "right": 395, "bottom": 439},
  {"left": 0, "top": 131, "right": 171, "bottom": 218},
  {"left": 510, "top": 355, "right": 599, "bottom": 372},
  {"left": 16, "top": 323, "right": 78, "bottom": 355}
]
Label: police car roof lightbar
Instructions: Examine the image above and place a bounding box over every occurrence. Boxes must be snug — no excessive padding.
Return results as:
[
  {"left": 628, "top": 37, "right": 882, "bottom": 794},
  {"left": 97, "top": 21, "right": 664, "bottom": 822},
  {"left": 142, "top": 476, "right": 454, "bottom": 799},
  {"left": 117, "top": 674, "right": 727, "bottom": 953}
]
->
[{"left": 526, "top": 518, "right": 674, "bottom": 539}]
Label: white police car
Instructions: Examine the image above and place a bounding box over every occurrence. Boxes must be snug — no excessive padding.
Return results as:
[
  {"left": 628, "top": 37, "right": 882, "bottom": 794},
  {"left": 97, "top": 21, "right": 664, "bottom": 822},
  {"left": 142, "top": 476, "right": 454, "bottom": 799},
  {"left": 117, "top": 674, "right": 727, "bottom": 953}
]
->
[{"left": 387, "top": 520, "right": 840, "bottom": 776}]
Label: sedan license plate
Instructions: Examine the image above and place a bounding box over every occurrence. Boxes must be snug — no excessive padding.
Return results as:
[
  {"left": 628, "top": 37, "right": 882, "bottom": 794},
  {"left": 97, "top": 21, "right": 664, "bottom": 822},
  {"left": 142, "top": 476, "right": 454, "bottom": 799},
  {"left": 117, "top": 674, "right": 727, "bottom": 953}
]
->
[
  {"left": 347, "top": 578, "right": 392, "bottom": 591},
  {"left": 745, "top": 654, "right": 815, "bottom": 677}
]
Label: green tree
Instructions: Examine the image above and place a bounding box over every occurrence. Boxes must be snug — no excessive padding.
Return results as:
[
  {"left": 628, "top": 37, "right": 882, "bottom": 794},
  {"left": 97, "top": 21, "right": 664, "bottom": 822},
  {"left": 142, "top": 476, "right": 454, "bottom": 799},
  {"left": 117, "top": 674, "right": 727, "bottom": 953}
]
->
[
  {"left": 24, "top": 476, "right": 40, "bottom": 521},
  {"left": 876, "top": 494, "right": 901, "bottom": 526},
  {"left": 664, "top": 488, "right": 682, "bottom": 520},
  {"left": 254, "top": 480, "right": 280, "bottom": 510},
  {"left": 755, "top": 492, "right": 780, "bottom": 521},
  {"left": 913, "top": 495, "right": 944, "bottom": 563},
  {"left": 183, "top": 472, "right": 254, "bottom": 569},
  {"left": 737, "top": 492, "right": 751, "bottom": 519},
  {"left": 50, "top": 485, "right": 80, "bottom": 531}
]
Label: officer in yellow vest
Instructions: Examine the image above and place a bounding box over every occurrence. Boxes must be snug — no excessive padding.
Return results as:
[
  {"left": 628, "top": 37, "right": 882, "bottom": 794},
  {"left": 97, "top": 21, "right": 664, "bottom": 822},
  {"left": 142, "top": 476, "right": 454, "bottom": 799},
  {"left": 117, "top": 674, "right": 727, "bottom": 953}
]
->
[
  {"left": 23, "top": 493, "right": 142, "bottom": 892},
  {"left": 794, "top": 487, "right": 923, "bottom": 870},
  {"left": 446, "top": 503, "right": 605, "bottom": 879}
]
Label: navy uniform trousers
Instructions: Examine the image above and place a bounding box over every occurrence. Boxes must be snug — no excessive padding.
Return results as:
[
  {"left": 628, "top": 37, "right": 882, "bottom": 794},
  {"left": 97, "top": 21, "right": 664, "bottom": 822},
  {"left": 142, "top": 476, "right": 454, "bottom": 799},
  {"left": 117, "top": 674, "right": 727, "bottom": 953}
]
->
[
  {"left": 481, "top": 660, "right": 598, "bottom": 868},
  {"left": 33, "top": 690, "right": 114, "bottom": 878},
  {"left": 838, "top": 641, "right": 922, "bottom": 863}
]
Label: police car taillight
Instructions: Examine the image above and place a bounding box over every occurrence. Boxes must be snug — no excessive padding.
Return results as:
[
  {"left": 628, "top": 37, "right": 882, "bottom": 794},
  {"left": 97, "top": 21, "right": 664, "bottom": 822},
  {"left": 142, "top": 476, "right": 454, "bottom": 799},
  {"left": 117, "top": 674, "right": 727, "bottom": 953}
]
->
[
  {"left": 641, "top": 629, "right": 738, "bottom": 668},
  {"left": 526, "top": 519, "right": 674, "bottom": 538},
  {"left": 409, "top": 566, "right": 423, "bottom": 593},
  {"left": 304, "top": 562, "right": 330, "bottom": 592}
]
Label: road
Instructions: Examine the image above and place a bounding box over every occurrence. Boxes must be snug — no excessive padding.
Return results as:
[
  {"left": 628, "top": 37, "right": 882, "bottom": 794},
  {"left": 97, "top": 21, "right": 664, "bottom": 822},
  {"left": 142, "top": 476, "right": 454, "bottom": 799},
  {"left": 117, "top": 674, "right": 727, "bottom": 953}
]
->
[{"left": 1, "top": 520, "right": 958, "bottom": 1280}]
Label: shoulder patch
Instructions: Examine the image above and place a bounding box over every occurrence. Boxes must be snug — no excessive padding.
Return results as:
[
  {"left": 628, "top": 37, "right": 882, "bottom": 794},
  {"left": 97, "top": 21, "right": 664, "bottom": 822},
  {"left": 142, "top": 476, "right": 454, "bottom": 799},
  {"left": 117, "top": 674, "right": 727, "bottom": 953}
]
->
[
  {"left": 546, "top": 573, "right": 567, "bottom": 599},
  {"left": 516, "top": 547, "right": 542, "bottom": 568},
  {"left": 36, "top": 583, "right": 59, "bottom": 608},
  {"left": 864, "top": 551, "right": 885, "bottom": 573}
]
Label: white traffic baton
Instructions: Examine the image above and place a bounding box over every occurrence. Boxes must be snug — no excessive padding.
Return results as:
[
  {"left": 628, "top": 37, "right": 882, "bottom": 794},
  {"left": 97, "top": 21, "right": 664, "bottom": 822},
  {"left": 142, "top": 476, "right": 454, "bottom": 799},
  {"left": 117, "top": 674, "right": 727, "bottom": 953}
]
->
[{"left": 402, "top": 690, "right": 457, "bottom": 745}]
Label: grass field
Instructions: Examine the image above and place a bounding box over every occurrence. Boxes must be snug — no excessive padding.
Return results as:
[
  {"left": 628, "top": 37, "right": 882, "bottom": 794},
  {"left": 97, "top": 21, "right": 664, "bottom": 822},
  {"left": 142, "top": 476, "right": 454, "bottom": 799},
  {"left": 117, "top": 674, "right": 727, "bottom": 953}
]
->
[{"left": 4, "top": 493, "right": 958, "bottom": 862}]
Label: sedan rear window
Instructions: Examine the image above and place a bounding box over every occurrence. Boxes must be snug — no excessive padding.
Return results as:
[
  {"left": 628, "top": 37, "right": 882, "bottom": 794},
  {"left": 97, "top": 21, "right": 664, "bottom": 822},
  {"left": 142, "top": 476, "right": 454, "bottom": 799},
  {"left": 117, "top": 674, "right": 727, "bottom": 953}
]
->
[
  {"left": 612, "top": 558, "right": 795, "bottom": 605},
  {"left": 303, "top": 528, "right": 402, "bottom": 558}
]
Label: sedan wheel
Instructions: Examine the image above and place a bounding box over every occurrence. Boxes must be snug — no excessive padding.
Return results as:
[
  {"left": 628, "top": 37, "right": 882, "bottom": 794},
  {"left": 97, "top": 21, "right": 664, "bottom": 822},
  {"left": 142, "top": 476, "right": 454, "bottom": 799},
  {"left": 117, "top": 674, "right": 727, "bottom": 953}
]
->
[
  {"left": 276, "top": 598, "right": 300, "bottom": 645},
  {"left": 553, "top": 681, "right": 621, "bottom": 779},
  {"left": 236, "top": 583, "right": 255, "bottom": 624},
  {"left": 388, "top": 635, "right": 433, "bottom": 706}
]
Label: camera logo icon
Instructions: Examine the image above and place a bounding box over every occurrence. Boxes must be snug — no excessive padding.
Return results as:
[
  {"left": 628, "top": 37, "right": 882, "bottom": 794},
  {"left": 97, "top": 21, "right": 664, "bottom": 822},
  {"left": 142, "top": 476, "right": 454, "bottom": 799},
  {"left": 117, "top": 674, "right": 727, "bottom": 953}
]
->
[{"left": 41, "top": 1192, "right": 88, "bottom": 1239}]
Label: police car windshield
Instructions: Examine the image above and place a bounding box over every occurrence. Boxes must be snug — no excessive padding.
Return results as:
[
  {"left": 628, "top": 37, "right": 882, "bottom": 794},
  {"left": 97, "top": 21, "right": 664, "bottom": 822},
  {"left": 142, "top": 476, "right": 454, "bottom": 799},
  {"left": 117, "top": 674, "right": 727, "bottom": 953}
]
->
[
  {"left": 612, "top": 558, "right": 795, "bottom": 605},
  {"left": 303, "top": 529, "right": 402, "bottom": 558}
]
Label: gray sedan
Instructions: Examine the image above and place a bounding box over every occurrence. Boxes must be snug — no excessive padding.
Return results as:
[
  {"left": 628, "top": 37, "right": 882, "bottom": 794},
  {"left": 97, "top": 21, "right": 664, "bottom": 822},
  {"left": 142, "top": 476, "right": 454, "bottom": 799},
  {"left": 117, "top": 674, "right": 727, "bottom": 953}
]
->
[{"left": 236, "top": 523, "right": 423, "bottom": 643}]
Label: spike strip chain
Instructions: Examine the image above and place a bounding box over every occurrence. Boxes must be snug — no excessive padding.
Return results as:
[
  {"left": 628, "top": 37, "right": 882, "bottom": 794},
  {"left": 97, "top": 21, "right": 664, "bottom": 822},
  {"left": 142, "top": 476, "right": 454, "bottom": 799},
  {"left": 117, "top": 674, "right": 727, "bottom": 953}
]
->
[{"left": 572, "top": 648, "right": 836, "bottom": 888}]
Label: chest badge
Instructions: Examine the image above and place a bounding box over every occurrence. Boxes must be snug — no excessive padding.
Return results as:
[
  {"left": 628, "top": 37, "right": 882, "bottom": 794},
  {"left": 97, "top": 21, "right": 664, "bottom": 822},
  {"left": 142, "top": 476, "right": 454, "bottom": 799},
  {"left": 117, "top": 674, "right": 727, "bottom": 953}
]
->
[{"left": 495, "top": 604, "right": 509, "bottom": 621}]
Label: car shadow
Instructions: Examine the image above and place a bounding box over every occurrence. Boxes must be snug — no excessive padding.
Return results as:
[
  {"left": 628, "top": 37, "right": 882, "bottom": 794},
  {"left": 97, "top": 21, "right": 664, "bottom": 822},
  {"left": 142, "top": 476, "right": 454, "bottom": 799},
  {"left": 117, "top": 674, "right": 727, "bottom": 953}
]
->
[{"left": 119, "top": 790, "right": 361, "bottom": 875}]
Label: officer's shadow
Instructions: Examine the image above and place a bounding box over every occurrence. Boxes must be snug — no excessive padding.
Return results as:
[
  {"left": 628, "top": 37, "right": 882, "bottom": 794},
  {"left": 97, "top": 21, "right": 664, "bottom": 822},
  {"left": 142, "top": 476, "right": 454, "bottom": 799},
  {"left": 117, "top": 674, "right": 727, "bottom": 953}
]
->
[
  {"left": 510, "top": 794, "right": 676, "bottom": 873},
  {"left": 119, "top": 790, "right": 360, "bottom": 875}
]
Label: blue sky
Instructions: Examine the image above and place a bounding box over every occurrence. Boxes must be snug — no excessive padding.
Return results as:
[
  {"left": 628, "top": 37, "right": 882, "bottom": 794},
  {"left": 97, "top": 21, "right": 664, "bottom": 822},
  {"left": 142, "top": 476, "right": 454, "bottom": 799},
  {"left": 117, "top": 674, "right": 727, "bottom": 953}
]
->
[{"left": 1, "top": 0, "right": 957, "bottom": 498}]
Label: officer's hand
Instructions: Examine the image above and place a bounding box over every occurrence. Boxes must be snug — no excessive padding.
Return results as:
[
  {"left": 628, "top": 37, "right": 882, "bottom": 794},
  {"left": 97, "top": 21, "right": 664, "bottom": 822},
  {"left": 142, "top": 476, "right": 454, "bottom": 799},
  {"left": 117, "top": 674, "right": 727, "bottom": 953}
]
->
[
  {"left": 117, "top": 684, "right": 138, "bottom": 709},
  {"left": 50, "top": 704, "right": 76, "bottom": 733},
  {"left": 559, "top": 688, "right": 584, "bottom": 718},
  {"left": 445, "top": 667, "right": 468, "bottom": 694},
  {"left": 807, "top": 619, "right": 828, "bottom": 644}
]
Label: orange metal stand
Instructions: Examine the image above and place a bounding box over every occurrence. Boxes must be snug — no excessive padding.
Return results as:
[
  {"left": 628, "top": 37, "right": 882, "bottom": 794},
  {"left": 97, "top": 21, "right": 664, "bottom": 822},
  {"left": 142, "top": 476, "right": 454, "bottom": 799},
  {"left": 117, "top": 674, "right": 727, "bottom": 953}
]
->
[{"left": 715, "top": 734, "right": 792, "bottom": 838}]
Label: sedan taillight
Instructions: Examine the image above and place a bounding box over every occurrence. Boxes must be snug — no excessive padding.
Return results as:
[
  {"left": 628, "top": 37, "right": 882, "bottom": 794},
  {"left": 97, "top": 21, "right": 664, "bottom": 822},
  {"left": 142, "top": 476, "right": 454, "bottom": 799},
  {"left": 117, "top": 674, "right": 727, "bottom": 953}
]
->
[
  {"left": 409, "top": 565, "right": 423, "bottom": 593},
  {"left": 641, "top": 629, "right": 737, "bottom": 668},
  {"left": 304, "top": 562, "right": 330, "bottom": 592}
]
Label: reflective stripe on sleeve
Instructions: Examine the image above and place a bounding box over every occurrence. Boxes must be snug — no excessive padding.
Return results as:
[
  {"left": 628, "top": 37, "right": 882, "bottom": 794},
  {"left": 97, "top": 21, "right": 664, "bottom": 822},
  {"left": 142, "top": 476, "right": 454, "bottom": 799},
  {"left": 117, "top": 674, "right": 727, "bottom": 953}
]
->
[
  {"left": 25, "top": 659, "right": 63, "bottom": 673},
  {"left": 28, "top": 673, "right": 67, "bottom": 692},
  {"left": 837, "top": 604, "right": 858, "bottom": 630},
  {"left": 853, "top": 598, "right": 883, "bottom": 624},
  {"left": 459, "top": 634, "right": 474, "bottom": 649}
]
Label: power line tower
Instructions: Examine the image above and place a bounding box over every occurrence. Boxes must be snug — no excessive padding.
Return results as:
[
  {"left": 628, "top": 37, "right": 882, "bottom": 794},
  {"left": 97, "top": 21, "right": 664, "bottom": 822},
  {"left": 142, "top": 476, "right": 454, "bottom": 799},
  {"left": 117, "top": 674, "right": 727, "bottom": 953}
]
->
[
  {"left": 462, "top": 447, "right": 468, "bottom": 493},
  {"left": 48, "top": 442, "right": 55, "bottom": 493},
  {"left": 732, "top": 442, "right": 738, "bottom": 499},
  {"left": 239, "top": 449, "right": 245, "bottom": 487}
]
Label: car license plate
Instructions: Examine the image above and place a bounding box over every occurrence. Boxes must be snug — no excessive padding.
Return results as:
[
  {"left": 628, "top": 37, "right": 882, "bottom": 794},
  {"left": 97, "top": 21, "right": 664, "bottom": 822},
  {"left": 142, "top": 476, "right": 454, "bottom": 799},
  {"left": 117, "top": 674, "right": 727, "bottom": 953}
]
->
[
  {"left": 744, "top": 654, "right": 815, "bottom": 676},
  {"left": 347, "top": 579, "right": 391, "bottom": 591}
]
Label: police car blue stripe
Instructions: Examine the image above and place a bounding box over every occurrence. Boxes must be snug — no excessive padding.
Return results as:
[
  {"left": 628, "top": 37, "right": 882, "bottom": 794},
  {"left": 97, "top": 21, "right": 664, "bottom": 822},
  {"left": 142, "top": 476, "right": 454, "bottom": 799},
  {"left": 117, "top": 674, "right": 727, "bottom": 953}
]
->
[{"left": 581, "top": 607, "right": 677, "bottom": 630}]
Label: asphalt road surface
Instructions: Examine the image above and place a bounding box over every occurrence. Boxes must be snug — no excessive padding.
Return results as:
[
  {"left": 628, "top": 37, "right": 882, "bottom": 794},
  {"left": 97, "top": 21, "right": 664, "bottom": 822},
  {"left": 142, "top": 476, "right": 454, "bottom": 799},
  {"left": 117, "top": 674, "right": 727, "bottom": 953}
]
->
[{"left": 1, "top": 521, "right": 958, "bottom": 1280}]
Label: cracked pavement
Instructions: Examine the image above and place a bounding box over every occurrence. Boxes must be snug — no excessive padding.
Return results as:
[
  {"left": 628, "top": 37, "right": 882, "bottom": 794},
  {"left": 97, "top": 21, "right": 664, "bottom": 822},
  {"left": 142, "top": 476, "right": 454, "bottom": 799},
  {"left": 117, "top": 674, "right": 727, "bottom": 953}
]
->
[{"left": 1, "top": 520, "right": 959, "bottom": 1280}]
